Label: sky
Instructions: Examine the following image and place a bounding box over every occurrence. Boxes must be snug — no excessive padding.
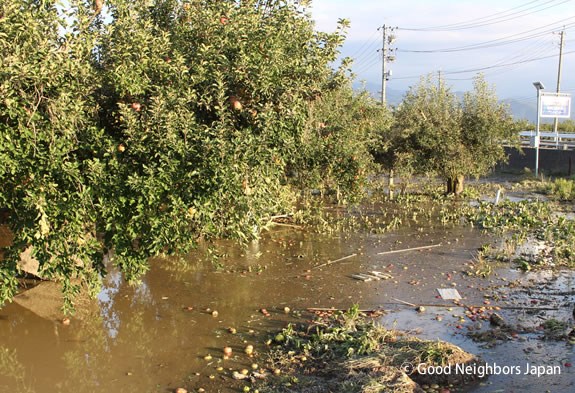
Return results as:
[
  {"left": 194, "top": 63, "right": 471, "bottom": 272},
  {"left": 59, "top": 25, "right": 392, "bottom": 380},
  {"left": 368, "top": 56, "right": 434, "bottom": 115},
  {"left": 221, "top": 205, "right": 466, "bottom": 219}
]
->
[{"left": 307, "top": 0, "right": 575, "bottom": 103}]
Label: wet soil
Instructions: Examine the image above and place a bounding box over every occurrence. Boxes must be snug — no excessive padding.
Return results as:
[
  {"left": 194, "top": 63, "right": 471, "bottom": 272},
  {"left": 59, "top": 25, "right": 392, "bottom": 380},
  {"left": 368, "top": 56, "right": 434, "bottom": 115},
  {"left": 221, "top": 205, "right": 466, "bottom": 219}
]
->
[{"left": 1, "top": 203, "right": 574, "bottom": 393}]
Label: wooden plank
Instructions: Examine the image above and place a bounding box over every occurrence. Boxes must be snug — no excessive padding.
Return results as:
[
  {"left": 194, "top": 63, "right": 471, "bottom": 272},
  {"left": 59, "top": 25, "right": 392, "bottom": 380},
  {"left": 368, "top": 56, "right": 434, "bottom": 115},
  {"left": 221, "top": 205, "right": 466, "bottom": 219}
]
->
[
  {"left": 376, "top": 244, "right": 441, "bottom": 256},
  {"left": 312, "top": 253, "right": 357, "bottom": 270},
  {"left": 351, "top": 274, "right": 373, "bottom": 282},
  {"left": 369, "top": 271, "right": 393, "bottom": 280}
]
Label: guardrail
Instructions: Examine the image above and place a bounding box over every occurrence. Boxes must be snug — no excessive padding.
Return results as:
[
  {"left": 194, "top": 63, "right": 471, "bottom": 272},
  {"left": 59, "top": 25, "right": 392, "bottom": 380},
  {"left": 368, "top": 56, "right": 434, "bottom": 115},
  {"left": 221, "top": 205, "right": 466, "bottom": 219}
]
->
[{"left": 518, "top": 131, "right": 575, "bottom": 150}]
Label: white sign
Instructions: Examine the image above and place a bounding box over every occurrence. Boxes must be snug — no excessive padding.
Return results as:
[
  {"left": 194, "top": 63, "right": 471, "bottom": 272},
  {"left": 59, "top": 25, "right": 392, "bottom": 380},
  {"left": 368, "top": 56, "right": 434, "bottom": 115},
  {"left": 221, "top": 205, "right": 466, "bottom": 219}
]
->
[{"left": 540, "top": 94, "right": 571, "bottom": 118}]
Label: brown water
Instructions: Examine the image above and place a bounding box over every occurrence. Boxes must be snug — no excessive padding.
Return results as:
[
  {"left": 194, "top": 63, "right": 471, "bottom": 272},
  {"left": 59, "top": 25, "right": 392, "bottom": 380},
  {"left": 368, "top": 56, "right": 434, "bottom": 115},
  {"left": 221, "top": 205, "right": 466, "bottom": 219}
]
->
[{"left": 1, "top": 220, "right": 574, "bottom": 393}]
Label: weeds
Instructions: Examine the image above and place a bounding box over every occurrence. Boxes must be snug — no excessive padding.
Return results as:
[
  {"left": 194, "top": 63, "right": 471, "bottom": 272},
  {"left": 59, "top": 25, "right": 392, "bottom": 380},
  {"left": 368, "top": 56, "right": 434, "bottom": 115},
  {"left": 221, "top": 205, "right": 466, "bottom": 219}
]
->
[
  {"left": 260, "top": 306, "right": 482, "bottom": 393},
  {"left": 543, "top": 178, "right": 575, "bottom": 200},
  {"left": 465, "top": 200, "right": 575, "bottom": 269}
]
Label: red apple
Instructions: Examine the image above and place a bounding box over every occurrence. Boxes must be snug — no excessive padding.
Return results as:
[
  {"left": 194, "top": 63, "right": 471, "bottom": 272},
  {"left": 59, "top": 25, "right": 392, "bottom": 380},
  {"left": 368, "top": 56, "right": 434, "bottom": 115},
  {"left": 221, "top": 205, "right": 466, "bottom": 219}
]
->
[
  {"left": 230, "top": 96, "right": 242, "bottom": 110},
  {"left": 131, "top": 102, "right": 141, "bottom": 112}
]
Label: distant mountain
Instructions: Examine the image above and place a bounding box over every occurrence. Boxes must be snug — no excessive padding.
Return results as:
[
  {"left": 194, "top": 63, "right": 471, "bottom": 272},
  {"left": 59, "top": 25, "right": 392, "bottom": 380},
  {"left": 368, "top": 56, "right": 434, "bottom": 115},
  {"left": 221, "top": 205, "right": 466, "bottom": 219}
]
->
[
  {"left": 352, "top": 81, "right": 572, "bottom": 123},
  {"left": 352, "top": 80, "right": 404, "bottom": 106},
  {"left": 502, "top": 99, "right": 537, "bottom": 122},
  {"left": 502, "top": 98, "right": 574, "bottom": 123}
]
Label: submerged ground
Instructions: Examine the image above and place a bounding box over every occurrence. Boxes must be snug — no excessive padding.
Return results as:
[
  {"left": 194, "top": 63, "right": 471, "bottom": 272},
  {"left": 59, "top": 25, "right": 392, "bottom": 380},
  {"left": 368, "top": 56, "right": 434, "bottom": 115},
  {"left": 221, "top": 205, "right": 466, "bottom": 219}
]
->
[{"left": 0, "top": 175, "right": 574, "bottom": 393}]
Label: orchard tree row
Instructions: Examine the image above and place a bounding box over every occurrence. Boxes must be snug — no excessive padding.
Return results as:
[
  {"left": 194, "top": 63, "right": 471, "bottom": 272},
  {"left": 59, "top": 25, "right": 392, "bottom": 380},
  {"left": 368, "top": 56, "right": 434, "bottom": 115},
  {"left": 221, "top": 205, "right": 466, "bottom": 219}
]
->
[
  {"left": 0, "top": 0, "right": 516, "bottom": 311},
  {"left": 0, "top": 0, "right": 386, "bottom": 310}
]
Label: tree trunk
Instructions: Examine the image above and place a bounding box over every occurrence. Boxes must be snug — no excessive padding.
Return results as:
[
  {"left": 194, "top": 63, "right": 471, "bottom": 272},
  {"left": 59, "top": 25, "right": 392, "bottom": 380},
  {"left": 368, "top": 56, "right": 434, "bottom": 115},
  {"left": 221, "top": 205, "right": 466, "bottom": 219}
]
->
[{"left": 446, "top": 175, "right": 465, "bottom": 196}]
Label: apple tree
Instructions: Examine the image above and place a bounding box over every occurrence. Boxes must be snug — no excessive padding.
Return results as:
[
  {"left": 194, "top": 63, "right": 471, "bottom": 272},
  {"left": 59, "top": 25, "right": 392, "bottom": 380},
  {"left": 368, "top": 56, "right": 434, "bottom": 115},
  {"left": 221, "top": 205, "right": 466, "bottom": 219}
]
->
[
  {"left": 1, "top": 0, "right": 370, "bottom": 311},
  {"left": 0, "top": 0, "right": 105, "bottom": 309},
  {"left": 292, "top": 80, "right": 391, "bottom": 203},
  {"left": 387, "top": 74, "right": 518, "bottom": 194}
]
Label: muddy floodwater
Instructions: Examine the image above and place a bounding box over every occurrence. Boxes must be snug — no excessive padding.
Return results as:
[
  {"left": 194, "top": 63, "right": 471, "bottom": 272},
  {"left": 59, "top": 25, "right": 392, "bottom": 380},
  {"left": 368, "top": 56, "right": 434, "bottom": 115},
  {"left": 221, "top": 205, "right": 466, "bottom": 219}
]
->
[{"left": 1, "top": 215, "right": 574, "bottom": 393}]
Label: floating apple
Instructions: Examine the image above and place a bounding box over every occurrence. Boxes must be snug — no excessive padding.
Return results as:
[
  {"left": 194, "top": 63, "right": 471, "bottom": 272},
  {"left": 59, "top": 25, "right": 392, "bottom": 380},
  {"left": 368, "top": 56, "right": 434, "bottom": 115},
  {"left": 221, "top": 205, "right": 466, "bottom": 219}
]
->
[{"left": 244, "top": 345, "right": 254, "bottom": 355}]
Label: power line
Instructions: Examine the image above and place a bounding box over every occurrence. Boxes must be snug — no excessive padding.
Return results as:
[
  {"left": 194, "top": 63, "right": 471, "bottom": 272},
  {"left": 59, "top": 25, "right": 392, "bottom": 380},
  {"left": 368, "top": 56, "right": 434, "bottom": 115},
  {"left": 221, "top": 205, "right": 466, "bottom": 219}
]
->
[
  {"left": 399, "top": 0, "right": 572, "bottom": 31},
  {"left": 398, "top": 17, "right": 575, "bottom": 53},
  {"left": 418, "top": 34, "right": 557, "bottom": 82},
  {"left": 433, "top": 37, "right": 556, "bottom": 81},
  {"left": 392, "top": 49, "right": 575, "bottom": 80},
  {"left": 352, "top": 39, "right": 382, "bottom": 67},
  {"left": 353, "top": 54, "right": 381, "bottom": 74},
  {"left": 399, "top": 0, "right": 542, "bottom": 31},
  {"left": 347, "top": 29, "right": 380, "bottom": 59},
  {"left": 445, "top": 49, "right": 575, "bottom": 75}
]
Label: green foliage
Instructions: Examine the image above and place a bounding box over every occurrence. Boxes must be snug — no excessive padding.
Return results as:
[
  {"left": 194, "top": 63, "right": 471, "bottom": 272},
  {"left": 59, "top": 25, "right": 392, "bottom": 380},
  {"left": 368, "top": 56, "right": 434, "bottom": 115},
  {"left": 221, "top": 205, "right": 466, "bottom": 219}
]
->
[
  {"left": 0, "top": 0, "right": 379, "bottom": 311},
  {"left": 277, "top": 306, "right": 393, "bottom": 359},
  {"left": 385, "top": 74, "right": 519, "bottom": 193},
  {"left": 422, "top": 340, "right": 453, "bottom": 366},
  {"left": 289, "top": 83, "right": 391, "bottom": 203},
  {"left": 264, "top": 305, "right": 471, "bottom": 393},
  {"left": 545, "top": 178, "right": 575, "bottom": 200},
  {"left": 537, "top": 120, "right": 575, "bottom": 133},
  {"left": 466, "top": 200, "right": 575, "bottom": 268},
  {"left": 0, "top": 0, "right": 104, "bottom": 310}
]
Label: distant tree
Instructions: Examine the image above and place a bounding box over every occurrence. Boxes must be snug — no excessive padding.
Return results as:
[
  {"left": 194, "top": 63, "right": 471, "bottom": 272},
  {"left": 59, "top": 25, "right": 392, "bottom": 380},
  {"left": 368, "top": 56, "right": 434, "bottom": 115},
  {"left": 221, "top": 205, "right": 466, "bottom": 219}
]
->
[
  {"left": 293, "top": 81, "right": 392, "bottom": 203},
  {"left": 388, "top": 74, "right": 519, "bottom": 194},
  {"left": 539, "top": 120, "right": 575, "bottom": 132}
]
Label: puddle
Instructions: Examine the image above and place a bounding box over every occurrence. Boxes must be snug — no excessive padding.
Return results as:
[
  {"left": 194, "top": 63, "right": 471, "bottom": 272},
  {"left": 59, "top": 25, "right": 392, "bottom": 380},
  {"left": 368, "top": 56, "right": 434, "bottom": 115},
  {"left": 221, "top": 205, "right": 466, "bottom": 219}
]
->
[{"left": 1, "top": 218, "right": 574, "bottom": 392}]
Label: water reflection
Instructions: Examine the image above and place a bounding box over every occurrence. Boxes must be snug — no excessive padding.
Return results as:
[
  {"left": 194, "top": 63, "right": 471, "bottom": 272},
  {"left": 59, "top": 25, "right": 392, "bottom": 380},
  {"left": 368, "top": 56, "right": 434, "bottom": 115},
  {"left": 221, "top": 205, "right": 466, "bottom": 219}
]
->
[
  {"left": 0, "top": 345, "right": 35, "bottom": 393},
  {"left": 2, "top": 222, "right": 573, "bottom": 392}
]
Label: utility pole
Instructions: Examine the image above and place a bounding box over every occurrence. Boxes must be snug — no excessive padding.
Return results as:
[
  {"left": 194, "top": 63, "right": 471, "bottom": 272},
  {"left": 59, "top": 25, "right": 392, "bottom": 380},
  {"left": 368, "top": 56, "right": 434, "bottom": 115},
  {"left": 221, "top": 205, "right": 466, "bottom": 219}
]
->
[
  {"left": 381, "top": 25, "right": 387, "bottom": 105},
  {"left": 378, "top": 24, "right": 397, "bottom": 198},
  {"left": 378, "top": 25, "right": 396, "bottom": 106},
  {"left": 553, "top": 28, "right": 565, "bottom": 140}
]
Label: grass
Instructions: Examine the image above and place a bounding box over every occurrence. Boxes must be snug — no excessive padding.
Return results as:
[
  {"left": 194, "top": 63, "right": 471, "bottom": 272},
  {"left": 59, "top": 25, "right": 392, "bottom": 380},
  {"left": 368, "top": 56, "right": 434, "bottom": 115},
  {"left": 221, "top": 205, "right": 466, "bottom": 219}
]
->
[
  {"left": 541, "top": 318, "right": 569, "bottom": 340},
  {"left": 544, "top": 178, "right": 575, "bottom": 200},
  {"left": 258, "top": 305, "right": 481, "bottom": 393},
  {"left": 464, "top": 199, "right": 575, "bottom": 270}
]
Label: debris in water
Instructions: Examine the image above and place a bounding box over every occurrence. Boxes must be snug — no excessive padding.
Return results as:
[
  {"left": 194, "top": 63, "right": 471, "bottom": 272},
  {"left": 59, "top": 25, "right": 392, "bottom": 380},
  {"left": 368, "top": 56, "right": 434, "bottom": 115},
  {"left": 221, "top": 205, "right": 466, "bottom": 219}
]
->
[
  {"left": 489, "top": 313, "right": 505, "bottom": 327},
  {"left": 437, "top": 288, "right": 462, "bottom": 300},
  {"left": 232, "top": 371, "right": 248, "bottom": 380}
]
